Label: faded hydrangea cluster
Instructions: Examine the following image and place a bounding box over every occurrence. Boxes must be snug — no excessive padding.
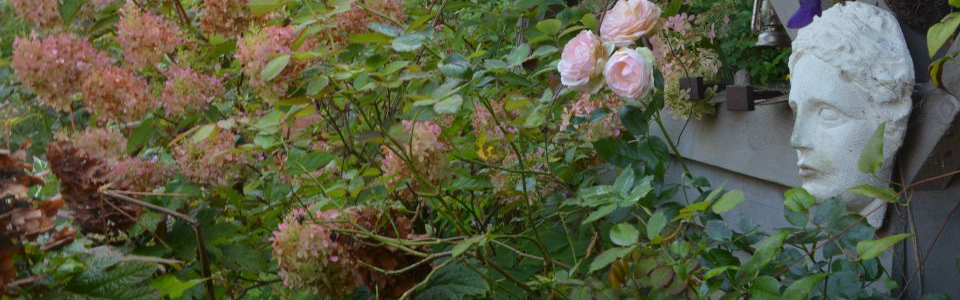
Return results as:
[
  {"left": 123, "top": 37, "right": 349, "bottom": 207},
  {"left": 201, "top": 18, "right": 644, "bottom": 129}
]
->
[
  {"left": 201, "top": 0, "right": 253, "bottom": 37},
  {"left": 117, "top": 4, "right": 184, "bottom": 70},
  {"left": 173, "top": 130, "right": 248, "bottom": 187},
  {"left": 73, "top": 127, "right": 128, "bottom": 160},
  {"left": 72, "top": 127, "right": 170, "bottom": 192},
  {"left": 380, "top": 120, "right": 446, "bottom": 189},
  {"left": 9, "top": 0, "right": 61, "bottom": 28},
  {"left": 161, "top": 67, "right": 224, "bottom": 116},
  {"left": 472, "top": 100, "right": 518, "bottom": 142},
  {"left": 650, "top": 10, "right": 723, "bottom": 120},
  {"left": 559, "top": 93, "right": 623, "bottom": 142},
  {"left": 328, "top": 0, "right": 406, "bottom": 43},
  {"left": 81, "top": 66, "right": 155, "bottom": 123},
  {"left": 12, "top": 34, "right": 110, "bottom": 112},
  {"left": 270, "top": 208, "right": 357, "bottom": 296},
  {"left": 236, "top": 26, "right": 317, "bottom": 98}
]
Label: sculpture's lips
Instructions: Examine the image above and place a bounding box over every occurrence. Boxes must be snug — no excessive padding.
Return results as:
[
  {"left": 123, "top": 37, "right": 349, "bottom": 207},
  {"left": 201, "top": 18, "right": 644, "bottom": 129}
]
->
[{"left": 797, "top": 164, "right": 818, "bottom": 177}]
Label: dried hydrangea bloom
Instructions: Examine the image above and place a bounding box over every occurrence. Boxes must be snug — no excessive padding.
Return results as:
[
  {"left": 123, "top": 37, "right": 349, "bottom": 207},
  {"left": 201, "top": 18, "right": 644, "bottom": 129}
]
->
[
  {"left": 380, "top": 120, "right": 446, "bottom": 189},
  {"left": 12, "top": 34, "right": 110, "bottom": 111},
  {"left": 81, "top": 66, "right": 155, "bottom": 124},
  {"left": 9, "top": 0, "right": 61, "bottom": 28},
  {"left": 236, "top": 25, "right": 317, "bottom": 98},
  {"left": 110, "top": 157, "right": 170, "bottom": 192},
  {"left": 173, "top": 130, "right": 248, "bottom": 186},
  {"left": 327, "top": 0, "right": 405, "bottom": 43},
  {"left": 270, "top": 208, "right": 357, "bottom": 296},
  {"left": 73, "top": 127, "right": 128, "bottom": 161},
  {"left": 161, "top": 67, "right": 224, "bottom": 116},
  {"left": 117, "top": 3, "right": 184, "bottom": 69},
  {"left": 201, "top": 0, "right": 252, "bottom": 37}
]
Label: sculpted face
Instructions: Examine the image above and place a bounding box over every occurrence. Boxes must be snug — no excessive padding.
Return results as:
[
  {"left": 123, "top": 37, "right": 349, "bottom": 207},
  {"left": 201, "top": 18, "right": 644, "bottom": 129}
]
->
[{"left": 788, "top": 56, "right": 886, "bottom": 211}]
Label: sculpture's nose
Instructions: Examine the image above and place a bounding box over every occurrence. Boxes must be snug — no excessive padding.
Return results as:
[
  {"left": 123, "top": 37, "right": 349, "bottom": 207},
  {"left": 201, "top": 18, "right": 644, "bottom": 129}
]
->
[{"left": 790, "top": 119, "right": 812, "bottom": 150}]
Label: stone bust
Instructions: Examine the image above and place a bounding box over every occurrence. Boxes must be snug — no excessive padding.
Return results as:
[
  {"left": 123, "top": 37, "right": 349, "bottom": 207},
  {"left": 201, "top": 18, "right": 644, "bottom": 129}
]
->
[{"left": 788, "top": 2, "right": 914, "bottom": 227}]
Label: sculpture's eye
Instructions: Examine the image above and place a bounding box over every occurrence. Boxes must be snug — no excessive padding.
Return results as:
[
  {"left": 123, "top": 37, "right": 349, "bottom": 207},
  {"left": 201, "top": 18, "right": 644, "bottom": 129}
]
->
[{"left": 818, "top": 106, "right": 844, "bottom": 125}]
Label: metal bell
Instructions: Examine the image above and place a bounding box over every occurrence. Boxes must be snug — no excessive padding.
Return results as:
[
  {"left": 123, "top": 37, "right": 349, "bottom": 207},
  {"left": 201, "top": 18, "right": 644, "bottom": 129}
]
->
[{"left": 752, "top": 0, "right": 791, "bottom": 47}]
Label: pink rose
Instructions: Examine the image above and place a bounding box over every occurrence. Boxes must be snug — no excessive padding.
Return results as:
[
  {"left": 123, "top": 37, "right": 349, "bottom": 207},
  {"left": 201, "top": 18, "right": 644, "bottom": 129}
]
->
[
  {"left": 604, "top": 48, "right": 654, "bottom": 99},
  {"left": 557, "top": 30, "right": 604, "bottom": 88},
  {"left": 600, "top": 0, "right": 662, "bottom": 47}
]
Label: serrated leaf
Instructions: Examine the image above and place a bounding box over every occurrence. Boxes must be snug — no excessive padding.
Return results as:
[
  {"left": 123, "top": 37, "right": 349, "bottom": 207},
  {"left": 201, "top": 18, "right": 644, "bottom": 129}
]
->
[
  {"left": 928, "top": 13, "right": 960, "bottom": 57},
  {"left": 261, "top": 55, "right": 291, "bottom": 82},
  {"left": 646, "top": 212, "right": 667, "bottom": 240},
  {"left": 858, "top": 122, "right": 885, "bottom": 174},
  {"left": 848, "top": 185, "right": 899, "bottom": 203},
  {"left": 783, "top": 274, "right": 828, "bottom": 300},
  {"left": 784, "top": 188, "right": 816, "bottom": 212},
  {"left": 536, "top": 19, "right": 562, "bottom": 35},
  {"left": 589, "top": 247, "right": 633, "bottom": 273},
  {"left": 712, "top": 190, "right": 744, "bottom": 214},
  {"left": 857, "top": 233, "right": 912, "bottom": 260},
  {"left": 415, "top": 264, "right": 489, "bottom": 300},
  {"left": 610, "top": 223, "right": 639, "bottom": 246}
]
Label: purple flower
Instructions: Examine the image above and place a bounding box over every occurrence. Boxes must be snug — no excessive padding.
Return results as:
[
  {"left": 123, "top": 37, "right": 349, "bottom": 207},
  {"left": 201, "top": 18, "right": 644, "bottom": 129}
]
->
[{"left": 787, "top": 0, "right": 822, "bottom": 29}]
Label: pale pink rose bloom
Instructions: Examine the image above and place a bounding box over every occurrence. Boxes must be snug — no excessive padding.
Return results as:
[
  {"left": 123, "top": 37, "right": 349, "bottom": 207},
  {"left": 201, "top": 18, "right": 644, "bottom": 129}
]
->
[
  {"left": 600, "top": 0, "right": 662, "bottom": 47},
  {"left": 557, "top": 30, "right": 604, "bottom": 88},
  {"left": 604, "top": 48, "right": 654, "bottom": 99}
]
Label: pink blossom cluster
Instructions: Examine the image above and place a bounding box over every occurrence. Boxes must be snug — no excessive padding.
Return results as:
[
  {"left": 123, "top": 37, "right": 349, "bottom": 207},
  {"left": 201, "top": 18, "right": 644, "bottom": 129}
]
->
[
  {"left": 380, "top": 120, "right": 446, "bottom": 188},
  {"left": 173, "top": 130, "right": 248, "bottom": 186},
  {"left": 161, "top": 67, "right": 224, "bottom": 116},
  {"left": 471, "top": 101, "right": 518, "bottom": 141},
  {"left": 559, "top": 93, "right": 623, "bottom": 142},
  {"left": 9, "top": 0, "right": 61, "bottom": 28},
  {"left": 270, "top": 208, "right": 357, "bottom": 296},
  {"left": 73, "top": 127, "right": 128, "bottom": 160},
  {"left": 201, "top": 0, "right": 252, "bottom": 37},
  {"left": 236, "top": 26, "right": 317, "bottom": 98},
  {"left": 81, "top": 66, "right": 155, "bottom": 124},
  {"left": 12, "top": 34, "right": 110, "bottom": 112},
  {"left": 329, "top": 0, "right": 405, "bottom": 43},
  {"left": 117, "top": 4, "right": 184, "bottom": 70},
  {"left": 110, "top": 157, "right": 171, "bottom": 192}
]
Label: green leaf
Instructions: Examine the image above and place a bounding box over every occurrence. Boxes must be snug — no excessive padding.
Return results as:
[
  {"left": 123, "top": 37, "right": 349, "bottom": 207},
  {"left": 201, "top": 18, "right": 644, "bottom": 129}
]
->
[
  {"left": 127, "top": 118, "right": 155, "bottom": 154},
  {"left": 581, "top": 13, "right": 598, "bottom": 31},
  {"left": 151, "top": 275, "right": 205, "bottom": 299},
  {"left": 295, "top": 151, "right": 334, "bottom": 172},
  {"left": 737, "top": 230, "right": 789, "bottom": 280},
  {"left": 589, "top": 247, "right": 633, "bottom": 273},
  {"left": 663, "top": 0, "right": 683, "bottom": 17},
  {"left": 506, "top": 44, "right": 531, "bottom": 66},
  {"left": 930, "top": 56, "right": 950, "bottom": 89},
  {"left": 857, "top": 233, "right": 912, "bottom": 260},
  {"left": 192, "top": 124, "right": 218, "bottom": 144},
  {"left": 306, "top": 76, "right": 330, "bottom": 96},
  {"left": 646, "top": 212, "right": 667, "bottom": 240},
  {"left": 610, "top": 223, "right": 639, "bottom": 246},
  {"left": 703, "top": 266, "right": 734, "bottom": 280},
  {"left": 434, "top": 95, "right": 464, "bottom": 114},
  {"left": 451, "top": 236, "right": 480, "bottom": 258},
  {"left": 620, "top": 105, "right": 649, "bottom": 137},
  {"left": 749, "top": 276, "right": 781, "bottom": 300},
  {"left": 415, "top": 264, "right": 489, "bottom": 300},
  {"left": 858, "top": 122, "right": 885, "bottom": 174},
  {"left": 368, "top": 22, "right": 403, "bottom": 37},
  {"left": 582, "top": 204, "right": 617, "bottom": 224},
  {"left": 711, "top": 190, "right": 744, "bottom": 214},
  {"left": 848, "top": 185, "right": 899, "bottom": 203},
  {"left": 349, "top": 32, "right": 393, "bottom": 44},
  {"left": 928, "top": 13, "right": 960, "bottom": 57},
  {"left": 260, "top": 55, "right": 291, "bottom": 82},
  {"left": 536, "top": 19, "right": 562, "bottom": 35},
  {"left": 392, "top": 31, "right": 431, "bottom": 52},
  {"left": 784, "top": 188, "right": 816, "bottom": 212},
  {"left": 248, "top": 0, "right": 284, "bottom": 17},
  {"left": 782, "top": 274, "right": 828, "bottom": 300},
  {"left": 60, "top": 0, "right": 84, "bottom": 25},
  {"left": 532, "top": 45, "right": 559, "bottom": 58},
  {"left": 613, "top": 167, "right": 636, "bottom": 197}
]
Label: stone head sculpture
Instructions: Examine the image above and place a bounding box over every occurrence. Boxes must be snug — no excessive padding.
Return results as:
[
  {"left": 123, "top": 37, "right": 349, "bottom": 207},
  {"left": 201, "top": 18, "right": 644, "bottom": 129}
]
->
[{"left": 788, "top": 2, "right": 914, "bottom": 227}]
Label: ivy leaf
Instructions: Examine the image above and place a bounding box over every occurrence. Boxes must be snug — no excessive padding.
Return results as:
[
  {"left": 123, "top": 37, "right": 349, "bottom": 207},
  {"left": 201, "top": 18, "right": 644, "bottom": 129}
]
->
[
  {"left": 856, "top": 233, "right": 912, "bottom": 260},
  {"left": 711, "top": 190, "right": 744, "bottom": 214},
  {"left": 261, "top": 55, "right": 291, "bottom": 82},
  {"left": 784, "top": 188, "right": 816, "bottom": 212},
  {"left": 782, "top": 274, "right": 828, "bottom": 300},
  {"left": 858, "top": 122, "right": 885, "bottom": 174},
  {"left": 610, "top": 223, "right": 639, "bottom": 246},
  {"left": 848, "top": 185, "right": 899, "bottom": 203},
  {"left": 536, "top": 19, "right": 562, "bottom": 35},
  {"left": 646, "top": 211, "right": 667, "bottom": 240},
  {"left": 589, "top": 247, "right": 633, "bottom": 273},
  {"left": 928, "top": 13, "right": 960, "bottom": 57},
  {"left": 415, "top": 264, "right": 489, "bottom": 300}
]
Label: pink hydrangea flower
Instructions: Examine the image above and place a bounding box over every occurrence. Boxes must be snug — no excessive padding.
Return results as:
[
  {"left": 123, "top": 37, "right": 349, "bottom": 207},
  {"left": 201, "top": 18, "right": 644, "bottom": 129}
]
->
[
  {"left": 557, "top": 30, "right": 604, "bottom": 89},
  {"left": 74, "top": 127, "right": 128, "bottom": 160},
  {"left": 380, "top": 120, "right": 446, "bottom": 188},
  {"left": 117, "top": 3, "right": 184, "bottom": 69},
  {"left": 236, "top": 26, "right": 318, "bottom": 98},
  {"left": 9, "top": 0, "right": 61, "bottom": 28},
  {"left": 201, "top": 0, "right": 253, "bottom": 37},
  {"left": 81, "top": 66, "right": 155, "bottom": 123},
  {"left": 600, "top": 0, "right": 662, "bottom": 47},
  {"left": 12, "top": 34, "right": 110, "bottom": 112},
  {"left": 173, "top": 130, "right": 250, "bottom": 186},
  {"left": 161, "top": 67, "right": 224, "bottom": 116},
  {"left": 270, "top": 208, "right": 357, "bottom": 296},
  {"left": 604, "top": 48, "right": 654, "bottom": 100}
]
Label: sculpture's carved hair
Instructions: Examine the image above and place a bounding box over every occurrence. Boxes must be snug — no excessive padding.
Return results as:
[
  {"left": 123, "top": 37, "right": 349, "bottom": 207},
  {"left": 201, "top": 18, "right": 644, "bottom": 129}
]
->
[{"left": 789, "top": 2, "right": 914, "bottom": 157}]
